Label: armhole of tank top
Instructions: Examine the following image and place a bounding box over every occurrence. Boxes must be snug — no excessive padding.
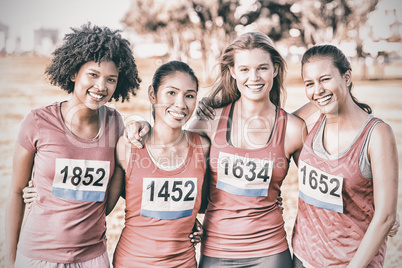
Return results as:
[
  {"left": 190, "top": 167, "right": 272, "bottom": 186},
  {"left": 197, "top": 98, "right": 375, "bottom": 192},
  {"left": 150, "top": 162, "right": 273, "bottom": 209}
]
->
[
  {"left": 266, "top": 106, "right": 279, "bottom": 145},
  {"left": 226, "top": 103, "right": 235, "bottom": 146},
  {"left": 190, "top": 132, "right": 206, "bottom": 169},
  {"left": 359, "top": 120, "right": 382, "bottom": 180},
  {"left": 277, "top": 108, "right": 290, "bottom": 162}
]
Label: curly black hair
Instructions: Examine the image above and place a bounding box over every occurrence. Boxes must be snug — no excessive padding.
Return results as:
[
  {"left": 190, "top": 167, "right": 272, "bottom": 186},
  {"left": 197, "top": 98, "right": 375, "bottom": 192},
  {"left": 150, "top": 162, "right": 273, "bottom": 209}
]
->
[{"left": 45, "top": 23, "right": 141, "bottom": 102}]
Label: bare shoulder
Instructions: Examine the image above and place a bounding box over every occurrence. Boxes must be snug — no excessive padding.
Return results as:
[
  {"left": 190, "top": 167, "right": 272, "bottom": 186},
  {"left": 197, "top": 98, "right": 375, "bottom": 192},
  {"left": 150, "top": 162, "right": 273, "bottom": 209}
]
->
[
  {"left": 369, "top": 121, "right": 397, "bottom": 149},
  {"left": 116, "top": 136, "right": 133, "bottom": 170},
  {"left": 286, "top": 112, "right": 307, "bottom": 138},
  {"left": 199, "top": 135, "right": 211, "bottom": 158},
  {"left": 284, "top": 111, "right": 307, "bottom": 160},
  {"left": 292, "top": 102, "right": 321, "bottom": 132}
]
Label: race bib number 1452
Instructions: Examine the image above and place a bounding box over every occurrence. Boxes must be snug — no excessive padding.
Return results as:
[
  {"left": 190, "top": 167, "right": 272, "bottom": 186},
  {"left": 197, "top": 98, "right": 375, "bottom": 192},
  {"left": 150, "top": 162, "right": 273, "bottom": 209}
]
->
[
  {"left": 298, "top": 160, "right": 344, "bottom": 213},
  {"left": 52, "top": 158, "right": 110, "bottom": 202},
  {"left": 141, "top": 177, "right": 197, "bottom": 220}
]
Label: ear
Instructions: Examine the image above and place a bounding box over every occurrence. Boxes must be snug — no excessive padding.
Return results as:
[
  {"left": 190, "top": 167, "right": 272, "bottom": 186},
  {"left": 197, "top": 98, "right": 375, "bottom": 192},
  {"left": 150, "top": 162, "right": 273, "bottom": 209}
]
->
[
  {"left": 229, "top": 66, "right": 236, "bottom": 80},
  {"left": 344, "top": 70, "right": 352, "bottom": 87},
  {"left": 273, "top": 64, "right": 279, "bottom": 78},
  {"left": 148, "top": 85, "right": 156, "bottom": 104},
  {"left": 70, "top": 74, "right": 76, "bottom": 82}
]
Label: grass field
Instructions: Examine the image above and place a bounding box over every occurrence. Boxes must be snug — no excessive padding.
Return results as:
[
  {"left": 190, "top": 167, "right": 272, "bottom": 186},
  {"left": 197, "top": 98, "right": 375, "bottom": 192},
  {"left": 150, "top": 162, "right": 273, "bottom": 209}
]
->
[{"left": 0, "top": 55, "right": 401, "bottom": 267}]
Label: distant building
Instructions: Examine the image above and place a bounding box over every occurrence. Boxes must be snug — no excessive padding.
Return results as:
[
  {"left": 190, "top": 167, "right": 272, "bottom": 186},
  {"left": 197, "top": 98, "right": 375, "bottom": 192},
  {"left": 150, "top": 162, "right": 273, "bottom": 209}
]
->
[
  {"left": 34, "top": 28, "right": 59, "bottom": 56},
  {"left": 0, "top": 22, "right": 8, "bottom": 55}
]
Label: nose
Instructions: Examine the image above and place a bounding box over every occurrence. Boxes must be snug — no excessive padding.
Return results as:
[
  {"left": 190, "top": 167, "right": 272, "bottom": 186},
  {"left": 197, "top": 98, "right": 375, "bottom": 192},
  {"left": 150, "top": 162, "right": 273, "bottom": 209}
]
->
[
  {"left": 94, "top": 78, "right": 107, "bottom": 91},
  {"left": 314, "top": 82, "right": 324, "bottom": 95},
  {"left": 249, "top": 69, "right": 259, "bottom": 81},
  {"left": 174, "top": 94, "right": 186, "bottom": 109}
]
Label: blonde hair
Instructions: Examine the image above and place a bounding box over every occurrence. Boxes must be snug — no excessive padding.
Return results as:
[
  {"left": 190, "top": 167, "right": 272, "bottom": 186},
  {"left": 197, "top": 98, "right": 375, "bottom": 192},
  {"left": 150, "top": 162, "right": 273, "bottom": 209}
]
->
[{"left": 209, "top": 32, "right": 286, "bottom": 108}]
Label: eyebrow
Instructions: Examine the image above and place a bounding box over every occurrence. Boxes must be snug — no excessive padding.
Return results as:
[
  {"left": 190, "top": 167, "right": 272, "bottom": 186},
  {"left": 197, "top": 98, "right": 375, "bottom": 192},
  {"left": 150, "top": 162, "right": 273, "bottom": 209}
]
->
[
  {"left": 166, "top": 86, "right": 197, "bottom": 92},
  {"left": 237, "top": 63, "right": 270, "bottom": 67},
  {"left": 88, "top": 68, "right": 118, "bottom": 77},
  {"left": 304, "top": 74, "right": 331, "bottom": 82}
]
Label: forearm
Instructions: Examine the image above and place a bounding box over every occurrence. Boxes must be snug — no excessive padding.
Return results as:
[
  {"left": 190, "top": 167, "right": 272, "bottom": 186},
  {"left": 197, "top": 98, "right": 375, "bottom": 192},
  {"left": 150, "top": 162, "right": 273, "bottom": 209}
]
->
[
  {"left": 106, "top": 166, "right": 124, "bottom": 215},
  {"left": 5, "top": 191, "right": 25, "bottom": 264},
  {"left": 348, "top": 211, "right": 396, "bottom": 267}
]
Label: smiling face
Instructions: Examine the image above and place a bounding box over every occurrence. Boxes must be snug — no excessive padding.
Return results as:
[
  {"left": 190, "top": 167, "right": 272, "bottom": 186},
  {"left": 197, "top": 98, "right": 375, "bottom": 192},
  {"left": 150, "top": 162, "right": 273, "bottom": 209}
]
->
[
  {"left": 302, "top": 57, "right": 351, "bottom": 115},
  {"left": 150, "top": 71, "right": 198, "bottom": 130},
  {"left": 229, "top": 48, "right": 278, "bottom": 102},
  {"left": 71, "top": 60, "right": 119, "bottom": 110}
]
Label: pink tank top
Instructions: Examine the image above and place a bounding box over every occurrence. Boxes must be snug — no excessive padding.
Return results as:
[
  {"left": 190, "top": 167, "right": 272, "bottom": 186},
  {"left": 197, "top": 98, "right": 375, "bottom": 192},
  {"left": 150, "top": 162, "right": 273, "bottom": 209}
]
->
[
  {"left": 292, "top": 114, "right": 386, "bottom": 267},
  {"left": 113, "top": 132, "right": 205, "bottom": 268},
  {"left": 17, "top": 102, "right": 124, "bottom": 263},
  {"left": 201, "top": 102, "right": 290, "bottom": 258}
]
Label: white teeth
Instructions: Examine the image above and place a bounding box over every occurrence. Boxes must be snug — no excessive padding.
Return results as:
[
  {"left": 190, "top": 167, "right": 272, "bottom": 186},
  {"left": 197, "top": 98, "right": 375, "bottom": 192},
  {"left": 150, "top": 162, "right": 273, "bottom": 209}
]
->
[
  {"left": 246, "top": 85, "right": 264, "bottom": 89},
  {"left": 89, "top": 92, "right": 103, "bottom": 99},
  {"left": 317, "top": 95, "right": 332, "bottom": 104},
  {"left": 169, "top": 111, "right": 185, "bottom": 119}
]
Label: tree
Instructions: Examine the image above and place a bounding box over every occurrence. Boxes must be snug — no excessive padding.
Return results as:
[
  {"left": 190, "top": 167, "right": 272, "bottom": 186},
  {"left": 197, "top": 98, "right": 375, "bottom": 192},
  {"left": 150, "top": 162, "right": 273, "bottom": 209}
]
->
[{"left": 123, "top": 0, "right": 379, "bottom": 80}]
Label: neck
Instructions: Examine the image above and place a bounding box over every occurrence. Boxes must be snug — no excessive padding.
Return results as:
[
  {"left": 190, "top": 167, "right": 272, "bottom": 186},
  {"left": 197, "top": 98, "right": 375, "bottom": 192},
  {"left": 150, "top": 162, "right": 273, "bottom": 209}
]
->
[
  {"left": 325, "top": 99, "right": 368, "bottom": 129},
  {"left": 62, "top": 99, "right": 99, "bottom": 124},
  {"left": 149, "top": 123, "right": 185, "bottom": 148},
  {"left": 238, "top": 97, "right": 276, "bottom": 117}
]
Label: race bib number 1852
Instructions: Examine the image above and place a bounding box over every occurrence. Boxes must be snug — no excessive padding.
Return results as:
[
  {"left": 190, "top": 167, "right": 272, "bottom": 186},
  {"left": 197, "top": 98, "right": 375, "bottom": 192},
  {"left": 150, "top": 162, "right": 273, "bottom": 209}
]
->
[
  {"left": 217, "top": 152, "right": 273, "bottom": 197},
  {"left": 298, "top": 160, "right": 344, "bottom": 213},
  {"left": 52, "top": 158, "right": 110, "bottom": 202}
]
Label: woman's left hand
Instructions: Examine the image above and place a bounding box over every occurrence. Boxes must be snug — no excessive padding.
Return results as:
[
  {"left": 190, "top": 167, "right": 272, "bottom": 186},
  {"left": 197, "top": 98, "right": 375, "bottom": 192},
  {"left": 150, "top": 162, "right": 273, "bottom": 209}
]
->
[
  {"left": 189, "top": 218, "right": 203, "bottom": 246},
  {"left": 388, "top": 213, "right": 400, "bottom": 237}
]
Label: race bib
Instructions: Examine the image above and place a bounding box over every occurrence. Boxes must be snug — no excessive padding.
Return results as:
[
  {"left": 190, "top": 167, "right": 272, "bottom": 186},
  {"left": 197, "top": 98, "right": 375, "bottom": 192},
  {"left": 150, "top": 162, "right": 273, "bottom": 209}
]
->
[
  {"left": 217, "top": 152, "right": 273, "bottom": 197},
  {"left": 298, "top": 160, "right": 344, "bottom": 213},
  {"left": 52, "top": 158, "right": 110, "bottom": 202},
  {"left": 141, "top": 177, "right": 197, "bottom": 220}
]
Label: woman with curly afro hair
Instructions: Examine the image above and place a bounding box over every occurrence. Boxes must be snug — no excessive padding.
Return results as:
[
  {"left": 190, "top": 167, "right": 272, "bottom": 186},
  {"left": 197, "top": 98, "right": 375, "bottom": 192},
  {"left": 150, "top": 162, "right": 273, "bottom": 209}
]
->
[{"left": 5, "top": 23, "right": 141, "bottom": 267}]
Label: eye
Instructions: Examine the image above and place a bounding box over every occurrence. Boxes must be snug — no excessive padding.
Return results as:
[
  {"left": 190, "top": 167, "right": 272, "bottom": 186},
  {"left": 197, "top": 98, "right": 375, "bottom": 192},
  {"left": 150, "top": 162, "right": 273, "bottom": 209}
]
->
[
  {"left": 239, "top": 68, "right": 248, "bottom": 72},
  {"left": 186, "top": 93, "right": 196, "bottom": 99},
  {"left": 89, "top": 72, "right": 98, "bottom": 78},
  {"left": 108, "top": 78, "right": 117, "bottom": 83},
  {"left": 167, "top": 91, "right": 175, "bottom": 96},
  {"left": 259, "top": 67, "right": 268, "bottom": 70},
  {"left": 322, "top": 77, "right": 331, "bottom": 82},
  {"left": 305, "top": 82, "right": 313, "bottom": 88}
]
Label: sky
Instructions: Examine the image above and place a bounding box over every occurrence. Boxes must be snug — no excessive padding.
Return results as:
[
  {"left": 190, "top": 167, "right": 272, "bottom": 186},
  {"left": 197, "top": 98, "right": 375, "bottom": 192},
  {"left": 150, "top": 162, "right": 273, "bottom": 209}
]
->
[{"left": 0, "top": 0, "right": 132, "bottom": 51}]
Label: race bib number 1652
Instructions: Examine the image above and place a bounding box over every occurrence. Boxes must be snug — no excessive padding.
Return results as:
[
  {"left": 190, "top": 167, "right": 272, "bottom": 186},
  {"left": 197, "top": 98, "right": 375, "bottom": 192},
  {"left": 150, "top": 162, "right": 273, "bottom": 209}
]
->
[
  {"left": 298, "top": 160, "right": 344, "bottom": 213},
  {"left": 52, "top": 158, "right": 110, "bottom": 202}
]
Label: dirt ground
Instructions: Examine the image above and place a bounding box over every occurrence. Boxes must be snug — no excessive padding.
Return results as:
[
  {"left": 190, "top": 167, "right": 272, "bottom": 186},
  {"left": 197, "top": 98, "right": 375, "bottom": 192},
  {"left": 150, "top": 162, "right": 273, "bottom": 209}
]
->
[{"left": 0, "top": 56, "right": 401, "bottom": 267}]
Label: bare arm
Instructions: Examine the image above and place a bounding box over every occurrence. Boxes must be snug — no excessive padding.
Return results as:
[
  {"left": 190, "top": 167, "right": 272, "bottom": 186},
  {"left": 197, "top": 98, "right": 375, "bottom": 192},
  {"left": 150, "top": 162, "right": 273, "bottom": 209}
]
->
[
  {"left": 285, "top": 113, "right": 307, "bottom": 167},
  {"left": 106, "top": 137, "right": 132, "bottom": 215},
  {"left": 187, "top": 107, "right": 223, "bottom": 141},
  {"left": 292, "top": 102, "right": 320, "bottom": 134},
  {"left": 106, "top": 165, "right": 124, "bottom": 215},
  {"left": 348, "top": 122, "right": 398, "bottom": 267},
  {"left": 5, "top": 143, "right": 34, "bottom": 266},
  {"left": 198, "top": 135, "right": 211, "bottom": 213}
]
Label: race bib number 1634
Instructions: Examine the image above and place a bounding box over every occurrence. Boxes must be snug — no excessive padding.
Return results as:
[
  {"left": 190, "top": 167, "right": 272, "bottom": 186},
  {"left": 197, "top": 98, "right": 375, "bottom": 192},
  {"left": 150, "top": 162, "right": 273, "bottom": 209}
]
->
[{"left": 217, "top": 152, "right": 273, "bottom": 197}]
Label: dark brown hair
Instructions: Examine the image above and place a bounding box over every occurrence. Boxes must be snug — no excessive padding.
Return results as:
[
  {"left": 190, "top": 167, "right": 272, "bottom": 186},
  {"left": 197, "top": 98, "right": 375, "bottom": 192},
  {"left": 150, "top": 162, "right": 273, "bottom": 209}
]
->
[
  {"left": 45, "top": 23, "right": 141, "bottom": 102},
  {"left": 301, "top": 44, "right": 372, "bottom": 114}
]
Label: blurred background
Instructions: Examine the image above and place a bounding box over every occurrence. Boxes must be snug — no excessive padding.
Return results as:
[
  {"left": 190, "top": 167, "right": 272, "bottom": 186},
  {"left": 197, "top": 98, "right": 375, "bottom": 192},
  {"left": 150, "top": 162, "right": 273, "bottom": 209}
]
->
[{"left": 0, "top": 0, "right": 401, "bottom": 267}]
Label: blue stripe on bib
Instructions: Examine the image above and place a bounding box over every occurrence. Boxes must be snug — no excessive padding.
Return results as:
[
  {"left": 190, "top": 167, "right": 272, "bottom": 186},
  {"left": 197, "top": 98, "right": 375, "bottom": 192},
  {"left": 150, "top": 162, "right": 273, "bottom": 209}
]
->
[
  {"left": 52, "top": 187, "right": 105, "bottom": 202},
  {"left": 141, "top": 209, "right": 193, "bottom": 220},
  {"left": 217, "top": 180, "right": 268, "bottom": 197},
  {"left": 299, "top": 190, "right": 343, "bottom": 213}
]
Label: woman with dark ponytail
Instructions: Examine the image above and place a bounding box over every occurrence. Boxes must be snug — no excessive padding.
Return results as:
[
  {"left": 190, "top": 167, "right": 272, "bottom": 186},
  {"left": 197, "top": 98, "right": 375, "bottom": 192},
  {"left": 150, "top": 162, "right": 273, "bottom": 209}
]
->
[{"left": 292, "top": 44, "right": 398, "bottom": 267}]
